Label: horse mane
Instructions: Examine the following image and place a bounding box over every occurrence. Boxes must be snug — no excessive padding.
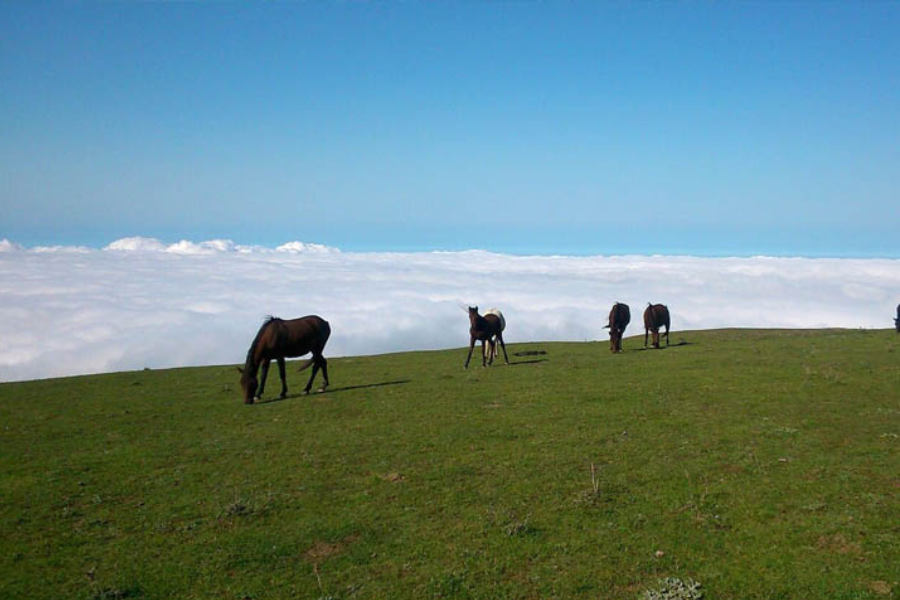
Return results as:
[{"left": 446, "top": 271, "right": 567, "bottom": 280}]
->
[{"left": 242, "top": 316, "right": 279, "bottom": 377}]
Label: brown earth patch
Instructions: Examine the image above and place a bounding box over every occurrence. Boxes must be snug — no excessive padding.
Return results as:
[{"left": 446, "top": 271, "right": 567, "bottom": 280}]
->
[
  {"left": 304, "top": 534, "right": 359, "bottom": 563},
  {"left": 381, "top": 472, "right": 404, "bottom": 483},
  {"left": 868, "top": 581, "right": 892, "bottom": 596},
  {"left": 816, "top": 534, "right": 861, "bottom": 555}
]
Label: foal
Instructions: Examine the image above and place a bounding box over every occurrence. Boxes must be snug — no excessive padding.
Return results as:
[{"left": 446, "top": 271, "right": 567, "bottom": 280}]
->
[{"left": 464, "top": 306, "right": 509, "bottom": 368}]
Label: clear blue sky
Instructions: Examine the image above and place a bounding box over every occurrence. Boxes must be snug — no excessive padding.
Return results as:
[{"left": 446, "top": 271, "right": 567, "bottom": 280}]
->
[{"left": 1, "top": 3, "right": 898, "bottom": 256}]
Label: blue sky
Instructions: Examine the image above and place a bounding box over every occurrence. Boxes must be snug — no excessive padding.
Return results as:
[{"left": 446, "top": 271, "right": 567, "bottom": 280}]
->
[{"left": 1, "top": 3, "right": 898, "bottom": 256}]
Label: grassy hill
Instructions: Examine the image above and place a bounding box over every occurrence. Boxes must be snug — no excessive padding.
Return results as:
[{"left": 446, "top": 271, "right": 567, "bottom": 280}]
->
[{"left": 1, "top": 329, "right": 898, "bottom": 600}]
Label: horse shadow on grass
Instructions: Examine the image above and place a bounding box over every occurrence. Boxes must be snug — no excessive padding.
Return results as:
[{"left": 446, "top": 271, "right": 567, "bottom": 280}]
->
[
  {"left": 254, "top": 379, "right": 411, "bottom": 405},
  {"left": 505, "top": 358, "right": 548, "bottom": 366},
  {"left": 632, "top": 340, "right": 692, "bottom": 352}
]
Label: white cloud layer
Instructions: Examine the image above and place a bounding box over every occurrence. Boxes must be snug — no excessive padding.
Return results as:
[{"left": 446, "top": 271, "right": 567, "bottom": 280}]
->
[{"left": 1, "top": 237, "right": 899, "bottom": 382}]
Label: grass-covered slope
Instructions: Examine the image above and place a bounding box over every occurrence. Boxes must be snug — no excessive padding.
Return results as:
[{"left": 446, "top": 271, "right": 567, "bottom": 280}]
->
[{"left": 1, "top": 329, "right": 898, "bottom": 599}]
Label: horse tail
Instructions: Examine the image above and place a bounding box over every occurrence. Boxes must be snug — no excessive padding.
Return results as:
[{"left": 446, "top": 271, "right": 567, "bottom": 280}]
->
[{"left": 296, "top": 358, "right": 315, "bottom": 372}]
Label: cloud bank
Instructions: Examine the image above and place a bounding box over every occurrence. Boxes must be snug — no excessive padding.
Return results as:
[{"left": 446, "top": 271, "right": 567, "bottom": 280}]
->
[{"left": 1, "top": 237, "right": 898, "bottom": 382}]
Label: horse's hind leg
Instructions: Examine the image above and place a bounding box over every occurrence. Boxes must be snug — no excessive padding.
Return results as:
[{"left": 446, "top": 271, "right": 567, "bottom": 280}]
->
[
  {"left": 497, "top": 333, "right": 509, "bottom": 364},
  {"left": 665, "top": 324, "right": 670, "bottom": 346},
  {"left": 303, "top": 360, "right": 321, "bottom": 394},
  {"left": 257, "top": 360, "right": 271, "bottom": 399},
  {"left": 317, "top": 355, "right": 329, "bottom": 392},
  {"left": 277, "top": 357, "right": 288, "bottom": 398}
]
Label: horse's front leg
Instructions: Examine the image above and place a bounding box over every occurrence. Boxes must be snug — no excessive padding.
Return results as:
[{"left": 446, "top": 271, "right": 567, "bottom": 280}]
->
[
  {"left": 481, "top": 339, "right": 488, "bottom": 367},
  {"left": 464, "top": 337, "right": 475, "bottom": 369},
  {"left": 257, "top": 360, "right": 271, "bottom": 399},
  {"left": 277, "top": 357, "right": 288, "bottom": 398}
]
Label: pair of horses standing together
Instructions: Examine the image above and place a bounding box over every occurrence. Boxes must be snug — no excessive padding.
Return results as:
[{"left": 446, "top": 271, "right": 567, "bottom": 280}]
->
[{"left": 604, "top": 302, "right": 670, "bottom": 353}]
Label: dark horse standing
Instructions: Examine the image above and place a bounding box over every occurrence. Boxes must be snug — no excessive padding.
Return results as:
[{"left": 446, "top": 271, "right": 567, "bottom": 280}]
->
[
  {"left": 238, "top": 315, "right": 331, "bottom": 404},
  {"left": 603, "top": 302, "right": 631, "bottom": 353},
  {"left": 643, "top": 303, "right": 670, "bottom": 349},
  {"left": 464, "top": 306, "right": 509, "bottom": 368}
]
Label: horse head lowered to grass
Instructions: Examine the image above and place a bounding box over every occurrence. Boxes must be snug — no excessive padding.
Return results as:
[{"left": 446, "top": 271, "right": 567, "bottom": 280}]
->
[
  {"left": 238, "top": 315, "right": 331, "bottom": 404},
  {"left": 603, "top": 302, "right": 631, "bottom": 353},
  {"left": 643, "top": 303, "right": 670, "bottom": 349}
]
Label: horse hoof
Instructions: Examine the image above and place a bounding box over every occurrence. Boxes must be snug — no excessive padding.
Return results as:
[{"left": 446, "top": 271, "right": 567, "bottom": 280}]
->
[
  {"left": 253, "top": 396, "right": 261, "bottom": 401},
  {"left": 317, "top": 387, "right": 326, "bottom": 394}
]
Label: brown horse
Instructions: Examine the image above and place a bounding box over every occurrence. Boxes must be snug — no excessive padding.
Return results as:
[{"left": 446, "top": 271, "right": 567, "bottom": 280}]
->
[
  {"left": 464, "top": 306, "right": 509, "bottom": 368},
  {"left": 643, "top": 303, "right": 670, "bottom": 349},
  {"left": 603, "top": 302, "right": 631, "bottom": 353},
  {"left": 238, "top": 315, "right": 331, "bottom": 404}
]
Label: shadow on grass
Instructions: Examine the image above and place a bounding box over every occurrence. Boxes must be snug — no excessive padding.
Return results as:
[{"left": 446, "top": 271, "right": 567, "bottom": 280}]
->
[
  {"left": 470, "top": 358, "right": 548, "bottom": 368},
  {"left": 324, "top": 380, "right": 411, "bottom": 395},
  {"left": 632, "top": 340, "right": 692, "bottom": 352},
  {"left": 255, "top": 380, "right": 411, "bottom": 404},
  {"left": 506, "top": 358, "right": 549, "bottom": 366}
]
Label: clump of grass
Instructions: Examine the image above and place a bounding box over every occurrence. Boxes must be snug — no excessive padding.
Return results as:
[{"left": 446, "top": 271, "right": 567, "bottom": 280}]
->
[
  {"left": 217, "top": 489, "right": 273, "bottom": 520},
  {"left": 504, "top": 512, "right": 532, "bottom": 537},
  {"left": 639, "top": 577, "right": 703, "bottom": 600}
]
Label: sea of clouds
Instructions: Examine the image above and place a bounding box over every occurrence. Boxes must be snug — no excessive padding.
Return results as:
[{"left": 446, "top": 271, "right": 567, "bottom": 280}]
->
[{"left": 1, "top": 237, "right": 898, "bottom": 382}]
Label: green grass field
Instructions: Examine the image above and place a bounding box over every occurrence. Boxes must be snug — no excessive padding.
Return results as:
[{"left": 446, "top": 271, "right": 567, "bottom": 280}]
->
[{"left": 1, "top": 329, "right": 898, "bottom": 600}]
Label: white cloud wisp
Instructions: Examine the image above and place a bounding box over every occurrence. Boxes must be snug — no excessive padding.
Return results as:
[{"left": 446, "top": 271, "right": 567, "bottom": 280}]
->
[{"left": 1, "top": 237, "right": 898, "bottom": 382}]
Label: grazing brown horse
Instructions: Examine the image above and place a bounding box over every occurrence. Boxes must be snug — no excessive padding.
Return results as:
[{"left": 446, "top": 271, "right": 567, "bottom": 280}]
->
[
  {"left": 603, "top": 302, "right": 631, "bottom": 353},
  {"left": 238, "top": 315, "right": 331, "bottom": 404},
  {"left": 465, "top": 306, "right": 509, "bottom": 368},
  {"left": 895, "top": 303, "right": 899, "bottom": 332},
  {"left": 643, "top": 303, "right": 670, "bottom": 349}
]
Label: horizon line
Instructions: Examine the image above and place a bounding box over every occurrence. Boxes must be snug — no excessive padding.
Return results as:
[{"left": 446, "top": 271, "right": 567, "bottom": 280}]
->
[{"left": 2, "top": 235, "right": 900, "bottom": 261}]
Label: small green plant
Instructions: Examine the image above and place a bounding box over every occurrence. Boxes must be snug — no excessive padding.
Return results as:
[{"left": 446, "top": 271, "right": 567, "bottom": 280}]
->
[{"left": 639, "top": 577, "right": 703, "bottom": 600}]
